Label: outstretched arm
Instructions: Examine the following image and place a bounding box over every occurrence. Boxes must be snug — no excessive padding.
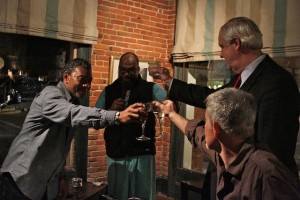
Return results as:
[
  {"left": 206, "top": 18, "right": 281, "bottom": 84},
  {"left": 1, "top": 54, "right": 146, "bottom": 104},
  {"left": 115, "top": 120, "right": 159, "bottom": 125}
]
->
[
  {"left": 153, "top": 100, "right": 188, "bottom": 134},
  {"left": 153, "top": 100, "right": 215, "bottom": 161}
]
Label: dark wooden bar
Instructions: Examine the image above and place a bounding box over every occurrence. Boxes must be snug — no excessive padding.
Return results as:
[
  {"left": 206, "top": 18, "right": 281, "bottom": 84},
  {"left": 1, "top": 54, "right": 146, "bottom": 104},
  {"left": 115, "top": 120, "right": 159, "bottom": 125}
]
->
[
  {"left": 66, "top": 182, "right": 107, "bottom": 200},
  {"left": 180, "top": 180, "right": 203, "bottom": 200}
]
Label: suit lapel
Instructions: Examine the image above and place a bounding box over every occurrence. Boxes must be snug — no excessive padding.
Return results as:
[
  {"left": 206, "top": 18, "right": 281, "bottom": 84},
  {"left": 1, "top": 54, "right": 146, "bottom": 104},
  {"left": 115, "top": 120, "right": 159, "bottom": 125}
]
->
[{"left": 240, "top": 55, "right": 271, "bottom": 91}]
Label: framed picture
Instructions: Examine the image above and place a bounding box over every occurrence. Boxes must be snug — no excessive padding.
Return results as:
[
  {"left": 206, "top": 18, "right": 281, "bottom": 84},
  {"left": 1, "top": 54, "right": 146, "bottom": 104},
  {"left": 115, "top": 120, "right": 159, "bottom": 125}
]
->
[{"left": 109, "top": 56, "right": 160, "bottom": 84}]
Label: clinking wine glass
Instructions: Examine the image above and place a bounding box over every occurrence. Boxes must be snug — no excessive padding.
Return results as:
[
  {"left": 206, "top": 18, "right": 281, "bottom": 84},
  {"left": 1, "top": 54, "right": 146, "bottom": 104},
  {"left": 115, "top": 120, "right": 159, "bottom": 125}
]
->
[
  {"left": 153, "top": 106, "right": 165, "bottom": 139},
  {"left": 136, "top": 103, "right": 152, "bottom": 141}
]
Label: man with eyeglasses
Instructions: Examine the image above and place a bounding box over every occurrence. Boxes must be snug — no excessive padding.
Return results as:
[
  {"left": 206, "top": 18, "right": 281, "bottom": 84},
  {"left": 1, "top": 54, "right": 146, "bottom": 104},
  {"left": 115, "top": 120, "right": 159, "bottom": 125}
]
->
[
  {"left": 96, "top": 52, "right": 166, "bottom": 200},
  {"left": 0, "top": 58, "right": 145, "bottom": 200}
]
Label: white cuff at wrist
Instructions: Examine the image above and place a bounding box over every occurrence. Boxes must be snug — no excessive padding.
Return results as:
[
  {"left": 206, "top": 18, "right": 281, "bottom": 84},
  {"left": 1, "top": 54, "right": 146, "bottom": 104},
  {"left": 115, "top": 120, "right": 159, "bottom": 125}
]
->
[{"left": 114, "top": 111, "right": 120, "bottom": 125}]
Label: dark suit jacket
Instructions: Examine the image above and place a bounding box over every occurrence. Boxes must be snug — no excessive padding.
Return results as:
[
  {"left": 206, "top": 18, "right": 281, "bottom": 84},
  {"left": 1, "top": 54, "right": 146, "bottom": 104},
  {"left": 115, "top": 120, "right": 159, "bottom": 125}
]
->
[{"left": 169, "top": 55, "right": 300, "bottom": 177}]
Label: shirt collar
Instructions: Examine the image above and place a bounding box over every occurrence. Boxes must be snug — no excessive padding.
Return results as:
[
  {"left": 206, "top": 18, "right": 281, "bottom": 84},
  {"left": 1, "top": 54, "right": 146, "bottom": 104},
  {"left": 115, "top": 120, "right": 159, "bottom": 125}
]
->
[
  {"left": 240, "top": 54, "right": 266, "bottom": 86},
  {"left": 57, "top": 81, "right": 75, "bottom": 103},
  {"left": 218, "top": 142, "right": 256, "bottom": 177}
]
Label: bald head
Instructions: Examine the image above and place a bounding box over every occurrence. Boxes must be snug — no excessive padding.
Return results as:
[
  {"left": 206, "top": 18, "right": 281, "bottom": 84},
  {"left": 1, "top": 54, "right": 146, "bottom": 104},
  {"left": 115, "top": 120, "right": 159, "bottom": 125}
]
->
[
  {"left": 118, "top": 52, "right": 140, "bottom": 80},
  {"left": 119, "top": 52, "right": 139, "bottom": 67}
]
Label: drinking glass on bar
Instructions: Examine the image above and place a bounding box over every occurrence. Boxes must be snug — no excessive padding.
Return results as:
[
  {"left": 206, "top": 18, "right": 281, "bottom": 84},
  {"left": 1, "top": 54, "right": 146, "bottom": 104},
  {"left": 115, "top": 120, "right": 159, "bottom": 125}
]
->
[{"left": 71, "top": 177, "right": 83, "bottom": 199}]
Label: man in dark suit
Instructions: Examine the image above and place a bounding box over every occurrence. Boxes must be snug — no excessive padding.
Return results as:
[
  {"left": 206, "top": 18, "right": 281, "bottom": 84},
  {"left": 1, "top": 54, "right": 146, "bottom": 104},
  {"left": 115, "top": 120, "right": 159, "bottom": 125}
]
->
[{"left": 151, "top": 17, "right": 300, "bottom": 178}]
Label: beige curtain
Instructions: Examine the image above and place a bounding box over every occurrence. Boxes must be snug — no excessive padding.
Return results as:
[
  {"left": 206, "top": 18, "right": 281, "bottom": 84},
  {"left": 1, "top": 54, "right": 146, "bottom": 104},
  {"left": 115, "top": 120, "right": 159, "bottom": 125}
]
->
[
  {"left": 172, "top": 0, "right": 300, "bottom": 62},
  {"left": 0, "top": 0, "right": 98, "bottom": 44}
]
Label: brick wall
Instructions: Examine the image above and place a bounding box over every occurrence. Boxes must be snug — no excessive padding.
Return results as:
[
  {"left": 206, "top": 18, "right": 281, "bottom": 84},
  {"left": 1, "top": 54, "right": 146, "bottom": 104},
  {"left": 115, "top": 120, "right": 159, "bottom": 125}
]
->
[{"left": 87, "top": 0, "right": 176, "bottom": 182}]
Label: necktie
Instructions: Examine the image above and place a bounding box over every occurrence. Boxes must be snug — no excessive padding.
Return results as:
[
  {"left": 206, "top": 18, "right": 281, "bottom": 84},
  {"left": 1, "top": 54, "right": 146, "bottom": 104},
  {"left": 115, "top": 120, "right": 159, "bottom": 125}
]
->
[
  {"left": 233, "top": 74, "right": 241, "bottom": 88},
  {"left": 124, "top": 90, "right": 130, "bottom": 107}
]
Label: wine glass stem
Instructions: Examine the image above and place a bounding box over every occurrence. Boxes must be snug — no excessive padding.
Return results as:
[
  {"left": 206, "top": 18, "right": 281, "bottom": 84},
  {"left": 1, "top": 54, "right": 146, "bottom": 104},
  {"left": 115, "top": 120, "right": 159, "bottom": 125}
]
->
[
  {"left": 142, "top": 122, "right": 146, "bottom": 136},
  {"left": 159, "top": 118, "right": 164, "bottom": 137}
]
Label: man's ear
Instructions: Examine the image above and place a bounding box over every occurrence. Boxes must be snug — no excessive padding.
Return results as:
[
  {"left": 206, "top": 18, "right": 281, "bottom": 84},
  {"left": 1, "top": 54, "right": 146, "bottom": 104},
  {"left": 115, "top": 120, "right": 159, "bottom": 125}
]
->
[
  {"left": 233, "top": 38, "right": 242, "bottom": 50},
  {"left": 212, "top": 122, "right": 222, "bottom": 137},
  {"left": 62, "top": 71, "right": 69, "bottom": 82}
]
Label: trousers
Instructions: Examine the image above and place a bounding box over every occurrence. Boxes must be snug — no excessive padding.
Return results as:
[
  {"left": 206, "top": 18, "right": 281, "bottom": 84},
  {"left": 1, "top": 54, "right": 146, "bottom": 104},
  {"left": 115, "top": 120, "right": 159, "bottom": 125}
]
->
[{"left": 0, "top": 173, "right": 30, "bottom": 200}]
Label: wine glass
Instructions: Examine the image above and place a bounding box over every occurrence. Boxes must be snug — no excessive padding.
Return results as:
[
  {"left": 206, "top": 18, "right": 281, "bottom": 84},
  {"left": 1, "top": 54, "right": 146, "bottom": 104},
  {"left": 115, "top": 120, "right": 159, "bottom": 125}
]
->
[
  {"left": 136, "top": 103, "right": 152, "bottom": 141},
  {"left": 71, "top": 177, "right": 83, "bottom": 199},
  {"left": 153, "top": 106, "right": 165, "bottom": 139}
]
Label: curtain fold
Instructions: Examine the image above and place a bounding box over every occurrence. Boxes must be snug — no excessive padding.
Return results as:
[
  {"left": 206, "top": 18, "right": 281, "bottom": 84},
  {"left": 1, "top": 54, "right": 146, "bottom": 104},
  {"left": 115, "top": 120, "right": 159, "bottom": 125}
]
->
[
  {"left": 0, "top": 0, "right": 98, "bottom": 44},
  {"left": 172, "top": 0, "right": 300, "bottom": 62}
]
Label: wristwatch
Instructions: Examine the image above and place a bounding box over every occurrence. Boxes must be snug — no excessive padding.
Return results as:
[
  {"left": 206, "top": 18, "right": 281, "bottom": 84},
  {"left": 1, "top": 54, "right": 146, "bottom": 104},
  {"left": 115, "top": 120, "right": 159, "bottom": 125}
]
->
[{"left": 114, "top": 111, "right": 120, "bottom": 125}]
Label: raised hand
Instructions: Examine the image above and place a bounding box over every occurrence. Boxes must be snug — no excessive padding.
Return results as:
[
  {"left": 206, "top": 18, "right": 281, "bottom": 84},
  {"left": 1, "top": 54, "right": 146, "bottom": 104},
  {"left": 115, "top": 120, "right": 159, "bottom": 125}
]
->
[
  {"left": 153, "top": 100, "right": 176, "bottom": 116},
  {"left": 117, "top": 103, "right": 146, "bottom": 124}
]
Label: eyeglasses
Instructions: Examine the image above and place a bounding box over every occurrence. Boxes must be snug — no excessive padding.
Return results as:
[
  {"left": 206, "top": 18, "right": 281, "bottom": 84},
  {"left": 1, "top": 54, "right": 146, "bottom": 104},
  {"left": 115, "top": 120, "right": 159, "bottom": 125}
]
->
[
  {"left": 75, "top": 75, "right": 92, "bottom": 87},
  {"left": 119, "top": 66, "right": 137, "bottom": 75}
]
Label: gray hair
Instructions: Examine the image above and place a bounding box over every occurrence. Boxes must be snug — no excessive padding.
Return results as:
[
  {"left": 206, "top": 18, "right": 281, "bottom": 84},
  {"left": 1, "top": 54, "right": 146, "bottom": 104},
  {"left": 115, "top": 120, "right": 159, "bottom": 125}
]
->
[
  {"left": 60, "top": 58, "right": 91, "bottom": 81},
  {"left": 220, "top": 17, "right": 263, "bottom": 49},
  {"left": 205, "top": 88, "right": 256, "bottom": 140}
]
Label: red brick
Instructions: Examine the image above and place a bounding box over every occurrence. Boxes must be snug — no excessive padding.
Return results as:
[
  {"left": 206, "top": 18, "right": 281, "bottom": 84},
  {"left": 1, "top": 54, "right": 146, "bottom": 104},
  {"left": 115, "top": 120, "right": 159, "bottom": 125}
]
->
[{"left": 87, "top": 0, "right": 176, "bottom": 181}]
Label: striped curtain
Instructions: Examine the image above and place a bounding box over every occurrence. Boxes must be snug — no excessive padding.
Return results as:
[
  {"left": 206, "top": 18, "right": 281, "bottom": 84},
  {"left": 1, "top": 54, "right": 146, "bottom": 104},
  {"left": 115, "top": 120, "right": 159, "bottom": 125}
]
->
[
  {"left": 172, "top": 0, "right": 300, "bottom": 62},
  {"left": 0, "top": 0, "right": 98, "bottom": 44}
]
